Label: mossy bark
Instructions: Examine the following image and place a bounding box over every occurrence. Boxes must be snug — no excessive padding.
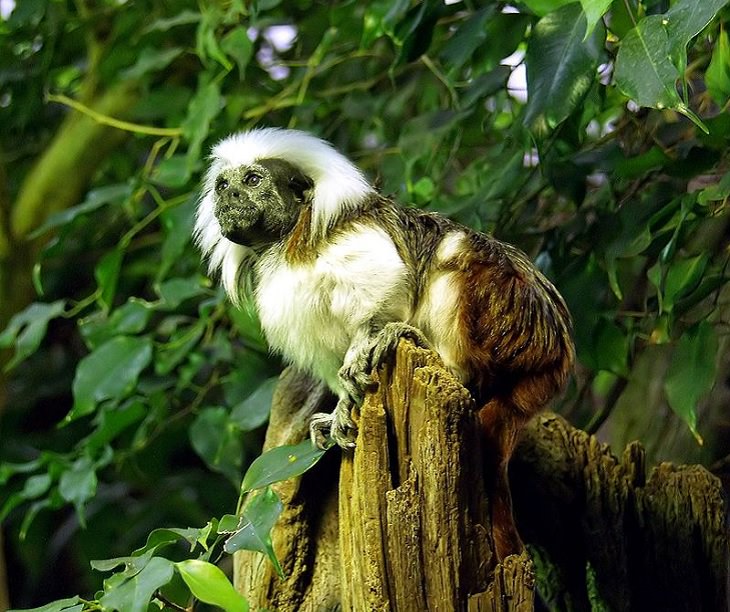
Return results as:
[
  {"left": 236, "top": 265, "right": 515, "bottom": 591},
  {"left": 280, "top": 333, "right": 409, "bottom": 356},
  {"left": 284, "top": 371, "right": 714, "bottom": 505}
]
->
[{"left": 233, "top": 340, "right": 727, "bottom": 611}]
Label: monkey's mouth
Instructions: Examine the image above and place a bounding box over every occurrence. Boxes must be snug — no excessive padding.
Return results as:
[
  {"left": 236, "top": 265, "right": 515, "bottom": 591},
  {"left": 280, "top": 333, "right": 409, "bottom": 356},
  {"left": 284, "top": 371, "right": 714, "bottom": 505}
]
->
[{"left": 215, "top": 203, "right": 263, "bottom": 245}]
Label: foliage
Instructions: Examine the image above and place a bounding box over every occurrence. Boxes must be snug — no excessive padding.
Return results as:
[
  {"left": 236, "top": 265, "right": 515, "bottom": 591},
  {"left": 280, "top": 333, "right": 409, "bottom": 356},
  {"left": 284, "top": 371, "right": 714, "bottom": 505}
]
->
[{"left": 0, "top": 0, "right": 728, "bottom": 608}]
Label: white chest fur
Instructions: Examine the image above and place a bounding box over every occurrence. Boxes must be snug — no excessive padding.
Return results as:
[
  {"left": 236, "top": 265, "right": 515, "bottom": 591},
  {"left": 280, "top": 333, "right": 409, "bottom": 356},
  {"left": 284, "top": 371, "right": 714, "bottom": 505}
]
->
[{"left": 254, "top": 224, "right": 411, "bottom": 393}]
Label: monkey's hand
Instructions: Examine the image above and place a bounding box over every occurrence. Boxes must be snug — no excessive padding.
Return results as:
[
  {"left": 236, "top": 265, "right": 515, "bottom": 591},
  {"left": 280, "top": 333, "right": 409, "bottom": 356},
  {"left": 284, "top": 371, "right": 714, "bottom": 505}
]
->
[
  {"left": 340, "top": 321, "right": 431, "bottom": 406},
  {"left": 368, "top": 322, "right": 430, "bottom": 374},
  {"left": 309, "top": 322, "right": 430, "bottom": 450}
]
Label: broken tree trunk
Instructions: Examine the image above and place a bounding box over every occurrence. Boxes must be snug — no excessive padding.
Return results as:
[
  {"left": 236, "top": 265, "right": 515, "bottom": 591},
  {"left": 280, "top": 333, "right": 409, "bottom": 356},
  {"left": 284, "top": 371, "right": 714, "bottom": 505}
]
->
[
  {"left": 510, "top": 414, "right": 728, "bottom": 611},
  {"left": 233, "top": 340, "right": 728, "bottom": 611}
]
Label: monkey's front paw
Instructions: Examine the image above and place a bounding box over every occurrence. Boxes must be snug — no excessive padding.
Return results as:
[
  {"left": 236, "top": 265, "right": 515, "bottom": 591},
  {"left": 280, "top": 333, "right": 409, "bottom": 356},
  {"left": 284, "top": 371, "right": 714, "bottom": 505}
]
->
[
  {"left": 370, "top": 322, "right": 430, "bottom": 372},
  {"left": 309, "top": 400, "right": 357, "bottom": 450}
]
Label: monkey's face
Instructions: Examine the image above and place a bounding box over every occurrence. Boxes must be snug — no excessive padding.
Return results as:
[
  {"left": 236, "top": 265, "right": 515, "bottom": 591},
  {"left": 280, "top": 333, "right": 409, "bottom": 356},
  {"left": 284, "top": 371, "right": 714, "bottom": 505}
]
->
[{"left": 213, "top": 157, "right": 313, "bottom": 247}]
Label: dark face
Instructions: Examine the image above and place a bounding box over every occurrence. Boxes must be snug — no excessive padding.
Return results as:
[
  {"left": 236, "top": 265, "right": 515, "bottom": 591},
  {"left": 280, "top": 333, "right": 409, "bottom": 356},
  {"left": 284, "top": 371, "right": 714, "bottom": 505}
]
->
[{"left": 213, "top": 157, "right": 313, "bottom": 247}]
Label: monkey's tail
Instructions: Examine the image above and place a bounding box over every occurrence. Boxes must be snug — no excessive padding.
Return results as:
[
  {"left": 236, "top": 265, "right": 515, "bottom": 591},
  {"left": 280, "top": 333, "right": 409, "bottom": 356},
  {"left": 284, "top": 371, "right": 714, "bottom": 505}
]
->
[
  {"left": 478, "top": 396, "right": 526, "bottom": 561},
  {"left": 477, "top": 365, "right": 568, "bottom": 561}
]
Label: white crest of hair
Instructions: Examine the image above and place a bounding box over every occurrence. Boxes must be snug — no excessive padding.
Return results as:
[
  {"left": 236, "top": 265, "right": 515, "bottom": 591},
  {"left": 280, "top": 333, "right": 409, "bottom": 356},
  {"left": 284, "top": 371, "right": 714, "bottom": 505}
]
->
[
  {"left": 194, "top": 128, "right": 375, "bottom": 304},
  {"left": 213, "top": 127, "right": 373, "bottom": 235}
]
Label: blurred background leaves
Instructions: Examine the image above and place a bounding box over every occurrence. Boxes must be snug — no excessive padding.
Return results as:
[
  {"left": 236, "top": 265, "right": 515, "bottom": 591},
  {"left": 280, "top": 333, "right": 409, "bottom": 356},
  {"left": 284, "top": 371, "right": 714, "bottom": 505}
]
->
[{"left": 0, "top": 0, "right": 729, "bottom": 608}]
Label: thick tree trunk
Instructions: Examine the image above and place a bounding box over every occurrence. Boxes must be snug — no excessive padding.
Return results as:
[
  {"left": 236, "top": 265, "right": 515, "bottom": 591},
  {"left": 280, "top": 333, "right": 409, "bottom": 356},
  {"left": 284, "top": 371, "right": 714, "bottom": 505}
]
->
[{"left": 233, "top": 340, "right": 727, "bottom": 611}]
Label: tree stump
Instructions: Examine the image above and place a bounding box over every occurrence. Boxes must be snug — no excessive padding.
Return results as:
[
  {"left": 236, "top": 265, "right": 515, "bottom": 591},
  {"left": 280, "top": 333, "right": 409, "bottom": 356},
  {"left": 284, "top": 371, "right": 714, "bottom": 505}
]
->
[
  {"left": 511, "top": 414, "right": 728, "bottom": 611},
  {"left": 233, "top": 340, "right": 728, "bottom": 611}
]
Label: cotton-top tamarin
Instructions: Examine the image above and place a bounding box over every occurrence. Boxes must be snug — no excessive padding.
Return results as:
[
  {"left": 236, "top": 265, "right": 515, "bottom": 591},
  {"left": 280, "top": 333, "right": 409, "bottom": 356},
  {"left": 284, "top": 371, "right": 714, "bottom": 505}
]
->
[{"left": 196, "top": 127, "right": 574, "bottom": 557}]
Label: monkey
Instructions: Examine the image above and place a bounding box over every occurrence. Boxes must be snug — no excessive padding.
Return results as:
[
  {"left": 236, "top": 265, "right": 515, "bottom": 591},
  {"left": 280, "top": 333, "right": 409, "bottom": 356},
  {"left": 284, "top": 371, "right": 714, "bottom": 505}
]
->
[{"left": 195, "top": 127, "right": 575, "bottom": 559}]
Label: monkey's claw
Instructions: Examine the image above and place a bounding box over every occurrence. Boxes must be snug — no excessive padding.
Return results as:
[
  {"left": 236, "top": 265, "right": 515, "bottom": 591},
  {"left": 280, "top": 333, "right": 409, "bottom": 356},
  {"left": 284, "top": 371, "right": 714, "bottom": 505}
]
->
[{"left": 309, "top": 400, "right": 357, "bottom": 450}]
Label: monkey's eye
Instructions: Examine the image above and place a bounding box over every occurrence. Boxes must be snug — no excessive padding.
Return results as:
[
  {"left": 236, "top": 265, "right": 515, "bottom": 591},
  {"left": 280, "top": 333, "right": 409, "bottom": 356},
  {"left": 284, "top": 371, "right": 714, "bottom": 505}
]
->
[
  {"left": 244, "top": 172, "right": 262, "bottom": 187},
  {"left": 215, "top": 177, "right": 229, "bottom": 193}
]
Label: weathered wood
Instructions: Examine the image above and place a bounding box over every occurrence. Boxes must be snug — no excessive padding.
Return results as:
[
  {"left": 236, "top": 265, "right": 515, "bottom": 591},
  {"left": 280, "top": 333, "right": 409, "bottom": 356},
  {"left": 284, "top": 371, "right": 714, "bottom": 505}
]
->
[
  {"left": 511, "top": 413, "right": 728, "bottom": 611},
  {"left": 338, "top": 341, "right": 498, "bottom": 611},
  {"left": 468, "top": 552, "right": 535, "bottom": 612},
  {"left": 234, "top": 367, "right": 342, "bottom": 611},
  {"left": 233, "top": 342, "right": 728, "bottom": 611}
]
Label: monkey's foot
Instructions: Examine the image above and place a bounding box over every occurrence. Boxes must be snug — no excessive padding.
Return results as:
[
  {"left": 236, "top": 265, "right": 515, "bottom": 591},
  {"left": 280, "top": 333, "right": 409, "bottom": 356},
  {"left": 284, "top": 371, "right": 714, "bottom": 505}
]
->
[{"left": 309, "top": 399, "right": 357, "bottom": 450}]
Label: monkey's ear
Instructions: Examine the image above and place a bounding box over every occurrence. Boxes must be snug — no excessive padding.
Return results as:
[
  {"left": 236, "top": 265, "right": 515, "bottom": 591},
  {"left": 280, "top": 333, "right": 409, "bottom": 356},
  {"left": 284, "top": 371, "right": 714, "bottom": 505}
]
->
[{"left": 289, "top": 175, "right": 314, "bottom": 204}]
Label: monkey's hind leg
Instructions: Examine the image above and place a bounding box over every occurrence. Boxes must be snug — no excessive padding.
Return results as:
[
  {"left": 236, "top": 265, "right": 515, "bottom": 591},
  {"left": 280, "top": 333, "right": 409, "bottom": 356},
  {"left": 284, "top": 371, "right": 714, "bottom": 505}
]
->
[{"left": 309, "top": 397, "right": 358, "bottom": 450}]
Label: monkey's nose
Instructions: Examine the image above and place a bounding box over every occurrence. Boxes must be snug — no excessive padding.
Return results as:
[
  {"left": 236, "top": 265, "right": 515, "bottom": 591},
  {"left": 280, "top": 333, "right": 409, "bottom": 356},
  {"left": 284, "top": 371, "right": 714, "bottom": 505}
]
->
[{"left": 215, "top": 176, "right": 241, "bottom": 200}]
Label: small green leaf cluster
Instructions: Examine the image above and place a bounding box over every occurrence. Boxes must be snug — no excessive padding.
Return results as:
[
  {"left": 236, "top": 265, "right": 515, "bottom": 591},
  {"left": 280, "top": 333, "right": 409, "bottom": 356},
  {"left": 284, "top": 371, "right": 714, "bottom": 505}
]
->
[{"left": 6, "top": 440, "right": 326, "bottom": 611}]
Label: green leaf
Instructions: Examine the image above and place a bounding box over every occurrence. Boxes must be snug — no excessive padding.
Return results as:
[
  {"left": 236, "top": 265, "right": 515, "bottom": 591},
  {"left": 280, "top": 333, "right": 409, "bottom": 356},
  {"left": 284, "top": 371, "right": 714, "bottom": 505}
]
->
[
  {"left": 190, "top": 407, "right": 243, "bottom": 485},
  {"left": 580, "top": 0, "right": 612, "bottom": 39},
  {"left": 22, "top": 473, "right": 53, "bottom": 498},
  {"left": 615, "top": 15, "right": 680, "bottom": 109},
  {"left": 67, "top": 336, "right": 153, "bottom": 422},
  {"left": 227, "top": 303, "right": 268, "bottom": 352},
  {"left": 83, "top": 399, "right": 146, "bottom": 455},
  {"left": 95, "top": 249, "right": 123, "bottom": 311},
  {"left": 664, "top": 0, "right": 729, "bottom": 66},
  {"left": 58, "top": 456, "right": 97, "bottom": 526},
  {"left": 0, "top": 300, "right": 66, "bottom": 370},
  {"left": 156, "top": 276, "right": 207, "bottom": 309},
  {"left": 230, "top": 376, "right": 277, "bottom": 431},
  {"left": 662, "top": 253, "right": 709, "bottom": 313},
  {"left": 79, "top": 299, "right": 152, "bottom": 349},
  {"left": 648, "top": 251, "right": 709, "bottom": 315},
  {"left": 221, "top": 28, "right": 253, "bottom": 79},
  {"left": 218, "top": 514, "right": 241, "bottom": 533},
  {"left": 8, "top": 596, "right": 82, "bottom": 612},
  {"left": 591, "top": 318, "right": 629, "bottom": 376},
  {"left": 604, "top": 221, "right": 652, "bottom": 301},
  {"left": 28, "top": 184, "right": 132, "bottom": 238},
  {"left": 241, "top": 439, "right": 327, "bottom": 493},
  {"left": 143, "top": 10, "right": 200, "bottom": 33},
  {"left": 196, "top": 8, "right": 234, "bottom": 70},
  {"left": 121, "top": 46, "right": 184, "bottom": 79},
  {"left": 460, "top": 66, "right": 512, "bottom": 108},
  {"left": 614, "top": 146, "right": 669, "bottom": 179},
  {"left": 664, "top": 321, "right": 718, "bottom": 445},
  {"left": 706, "top": 29, "right": 730, "bottom": 107},
  {"left": 519, "top": 0, "right": 575, "bottom": 16},
  {"left": 221, "top": 350, "right": 279, "bottom": 406},
  {"left": 176, "top": 559, "right": 249, "bottom": 612},
  {"left": 19, "top": 499, "right": 51, "bottom": 541},
  {"left": 411, "top": 176, "right": 436, "bottom": 204},
  {"left": 524, "top": 3, "right": 604, "bottom": 134},
  {"left": 614, "top": 15, "right": 707, "bottom": 131},
  {"left": 440, "top": 7, "right": 495, "bottom": 72},
  {"left": 153, "top": 154, "right": 192, "bottom": 188},
  {"left": 391, "top": 0, "right": 444, "bottom": 65},
  {"left": 158, "top": 196, "right": 196, "bottom": 281},
  {"left": 361, "top": 0, "right": 411, "bottom": 48},
  {"left": 100, "top": 556, "right": 175, "bottom": 612},
  {"left": 155, "top": 321, "right": 205, "bottom": 376},
  {"left": 0, "top": 473, "right": 52, "bottom": 523},
  {"left": 91, "top": 549, "right": 156, "bottom": 575},
  {"left": 698, "top": 171, "right": 730, "bottom": 206},
  {"left": 181, "top": 79, "right": 221, "bottom": 172},
  {"left": 224, "top": 487, "right": 284, "bottom": 578}
]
